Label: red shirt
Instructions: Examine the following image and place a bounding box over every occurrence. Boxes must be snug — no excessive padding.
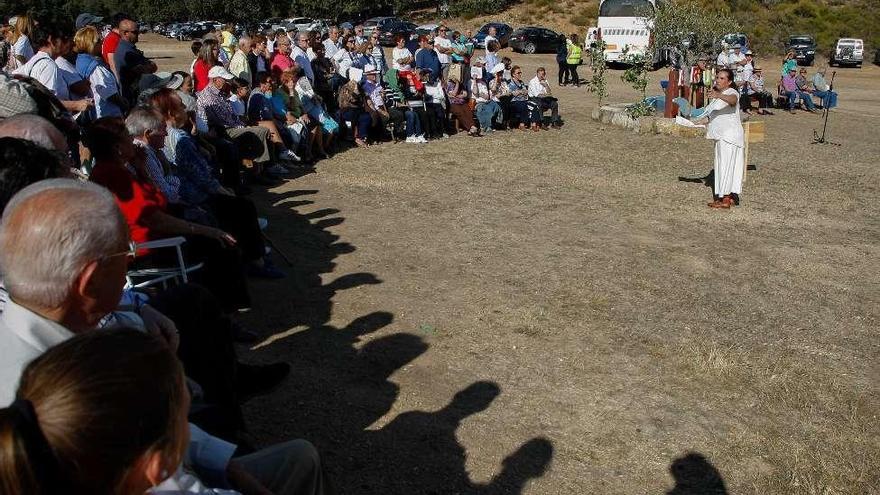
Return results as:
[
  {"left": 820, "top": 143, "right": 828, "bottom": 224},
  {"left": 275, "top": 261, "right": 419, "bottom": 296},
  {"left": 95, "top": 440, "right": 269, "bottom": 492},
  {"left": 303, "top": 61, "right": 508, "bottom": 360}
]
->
[
  {"left": 193, "top": 59, "right": 212, "bottom": 92},
  {"left": 90, "top": 163, "right": 168, "bottom": 245},
  {"left": 102, "top": 31, "right": 121, "bottom": 66},
  {"left": 270, "top": 53, "right": 295, "bottom": 80}
]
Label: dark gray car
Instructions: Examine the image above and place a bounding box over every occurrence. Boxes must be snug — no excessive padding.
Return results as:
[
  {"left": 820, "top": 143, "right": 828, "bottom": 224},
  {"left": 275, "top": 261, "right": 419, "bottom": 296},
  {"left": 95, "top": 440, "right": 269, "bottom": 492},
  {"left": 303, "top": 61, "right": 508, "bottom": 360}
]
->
[{"left": 788, "top": 35, "right": 816, "bottom": 66}]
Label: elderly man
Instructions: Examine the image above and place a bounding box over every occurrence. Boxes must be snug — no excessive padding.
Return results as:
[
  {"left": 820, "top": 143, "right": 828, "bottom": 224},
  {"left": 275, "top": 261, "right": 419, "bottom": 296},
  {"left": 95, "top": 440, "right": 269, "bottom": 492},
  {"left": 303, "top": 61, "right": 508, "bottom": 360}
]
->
[
  {"left": 228, "top": 36, "right": 252, "bottom": 85},
  {"left": 113, "top": 18, "right": 157, "bottom": 102},
  {"left": 0, "top": 179, "right": 328, "bottom": 495},
  {"left": 197, "top": 66, "right": 299, "bottom": 167},
  {"left": 811, "top": 67, "right": 838, "bottom": 109},
  {"left": 13, "top": 23, "right": 92, "bottom": 114},
  {"left": 433, "top": 25, "right": 453, "bottom": 81},
  {"left": 527, "top": 67, "right": 561, "bottom": 128},
  {"left": 323, "top": 26, "right": 340, "bottom": 59},
  {"left": 292, "top": 31, "right": 315, "bottom": 83},
  {"left": 483, "top": 25, "right": 497, "bottom": 55},
  {"left": 270, "top": 35, "right": 295, "bottom": 79}
]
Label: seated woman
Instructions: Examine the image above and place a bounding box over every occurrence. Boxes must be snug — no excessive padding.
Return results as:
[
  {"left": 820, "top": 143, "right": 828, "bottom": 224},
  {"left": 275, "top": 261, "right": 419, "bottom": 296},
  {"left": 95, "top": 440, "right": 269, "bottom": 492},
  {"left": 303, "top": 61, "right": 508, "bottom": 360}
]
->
[
  {"left": 337, "top": 79, "right": 371, "bottom": 147},
  {"left": 147, "top": 89, "right": 283, "bottom": 279},
  {"left": 508, "top": 65, "right": 540, "bottom": 131},
  {"left": 488, "top": 63, "right": 512, "bottom": 128},
  {"left": 471, "top": 68, "right": 502, "bottom": 134},
  {"left": 420, "top": 69, "right": 446, "bottom": 139},
  {"left": 274, "top": 68, "right": 330, "bottom": 159},
  {"left": 446, "top": 72, "right": 477, "bottom": 136},
  {"left": 383, "top": 68, "right": 424, "bottom": 143},
  {"left": 87, "top": 117, "right": 254, "bottom": 312}
]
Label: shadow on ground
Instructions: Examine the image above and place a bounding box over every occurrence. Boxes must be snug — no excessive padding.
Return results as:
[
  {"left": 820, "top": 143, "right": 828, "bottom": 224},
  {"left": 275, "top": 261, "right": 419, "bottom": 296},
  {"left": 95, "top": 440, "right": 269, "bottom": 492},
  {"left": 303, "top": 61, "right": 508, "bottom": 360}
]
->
[
  {"left": 240, "top": 188, "right": 553, "bottom": 493},
  {"left": 666, "top": 452, "right": 728, "bottom": 495}
]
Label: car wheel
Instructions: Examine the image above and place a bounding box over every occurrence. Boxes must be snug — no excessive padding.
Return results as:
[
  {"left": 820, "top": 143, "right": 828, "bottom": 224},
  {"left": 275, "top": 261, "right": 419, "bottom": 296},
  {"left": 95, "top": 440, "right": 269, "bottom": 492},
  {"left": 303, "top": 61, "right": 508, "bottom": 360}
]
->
[{"left": 524, "top": 42, "right": 536, "bottom": 54}]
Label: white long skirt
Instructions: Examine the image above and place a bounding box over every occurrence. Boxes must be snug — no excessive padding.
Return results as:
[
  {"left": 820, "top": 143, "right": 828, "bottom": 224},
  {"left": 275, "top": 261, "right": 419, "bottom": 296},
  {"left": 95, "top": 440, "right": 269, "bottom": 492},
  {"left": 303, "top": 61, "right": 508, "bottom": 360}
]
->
[{"left": 714, "top": 139, "right": 744, "bottom": 196}]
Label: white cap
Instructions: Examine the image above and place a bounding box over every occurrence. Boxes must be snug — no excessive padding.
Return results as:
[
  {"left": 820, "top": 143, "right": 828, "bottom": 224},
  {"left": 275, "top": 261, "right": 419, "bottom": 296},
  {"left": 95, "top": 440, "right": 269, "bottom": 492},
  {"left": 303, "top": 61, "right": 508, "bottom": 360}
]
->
[
  {"left": 491, "top": 63, "right": 505, "bottom": 74},
  {"left": 364, "top": 64, "right": 378, "bottom": 75},
  {"left": 208, "top": 66, "right": 235, "bottom": 80}
]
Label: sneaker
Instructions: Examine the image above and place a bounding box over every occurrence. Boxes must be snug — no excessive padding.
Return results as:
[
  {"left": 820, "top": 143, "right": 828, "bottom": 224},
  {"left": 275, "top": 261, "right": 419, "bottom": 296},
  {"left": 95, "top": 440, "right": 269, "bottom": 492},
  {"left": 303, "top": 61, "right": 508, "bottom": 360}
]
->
[
  {"left": 441, "top": 133, "right": 449, "bottom": 139},
  {"left": 277, "top": 149, "right": 301, "bottom": 162},
  {"left": 236, "top": 362, "right": 291, "bottom": 403},
  {"left": 416, "top": 135, "right": 428, "bottom": 143},
  {"left": 266, "top": 164, "right": 289, "bottom": 177}
]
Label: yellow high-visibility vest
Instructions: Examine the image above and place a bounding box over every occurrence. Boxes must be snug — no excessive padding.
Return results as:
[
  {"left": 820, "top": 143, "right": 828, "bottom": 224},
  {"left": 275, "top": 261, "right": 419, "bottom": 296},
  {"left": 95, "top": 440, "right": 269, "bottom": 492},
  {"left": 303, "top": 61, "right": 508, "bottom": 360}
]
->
[{"left": 567, "top": 44, "right": 582, "bottom": 65}]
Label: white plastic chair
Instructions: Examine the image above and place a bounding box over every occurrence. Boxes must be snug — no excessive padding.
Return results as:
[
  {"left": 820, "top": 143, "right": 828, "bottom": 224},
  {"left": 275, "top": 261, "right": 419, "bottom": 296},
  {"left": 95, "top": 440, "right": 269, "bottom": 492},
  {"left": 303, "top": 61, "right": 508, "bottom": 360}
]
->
[{"left": 125, "top": 237, "right": 204, "bottom": 289}]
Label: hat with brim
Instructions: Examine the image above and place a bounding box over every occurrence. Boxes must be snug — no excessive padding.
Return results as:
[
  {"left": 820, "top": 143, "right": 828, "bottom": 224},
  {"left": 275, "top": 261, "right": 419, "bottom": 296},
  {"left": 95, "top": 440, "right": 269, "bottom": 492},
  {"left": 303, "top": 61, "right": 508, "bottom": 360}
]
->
[
  {"left": 745, "top": 50, "right": 753, "bottom": 55},
  {"left": 363, "top": 64, "right": 379, "bottom": 75},
  {"left": 75, "top": 13, "right": 104, "bottom": 31},
  {"left": 208, "top": 66, "right": 235, "bottom": 80},
  {"left": 491, "top": 63, "right": 505, "bottom": 74},
  {"left": 139, "top": 72, "right": 182, "bottom": 93}
]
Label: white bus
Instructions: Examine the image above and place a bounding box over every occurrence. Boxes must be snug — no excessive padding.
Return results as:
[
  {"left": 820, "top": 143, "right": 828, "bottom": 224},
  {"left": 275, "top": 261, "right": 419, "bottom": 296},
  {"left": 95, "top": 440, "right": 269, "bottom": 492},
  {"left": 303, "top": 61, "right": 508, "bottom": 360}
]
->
[{"left": 586, "top": 0, "right": 658, "bottom": 64}]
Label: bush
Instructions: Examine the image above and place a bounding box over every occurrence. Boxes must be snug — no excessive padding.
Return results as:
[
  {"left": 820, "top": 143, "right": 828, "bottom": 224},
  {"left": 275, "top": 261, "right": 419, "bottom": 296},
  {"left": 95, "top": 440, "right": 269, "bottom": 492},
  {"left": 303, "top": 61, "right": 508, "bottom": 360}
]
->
[{"left": 448, "top": 0, "right": 511, "bottom": 18}]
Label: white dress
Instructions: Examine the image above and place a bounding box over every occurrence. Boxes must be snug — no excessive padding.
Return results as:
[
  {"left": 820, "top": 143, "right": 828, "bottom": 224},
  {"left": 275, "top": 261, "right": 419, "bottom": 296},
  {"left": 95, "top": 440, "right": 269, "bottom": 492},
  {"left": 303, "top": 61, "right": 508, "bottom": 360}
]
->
[{"left": 704, "top": 87, "right": 745, "bottom": 196}]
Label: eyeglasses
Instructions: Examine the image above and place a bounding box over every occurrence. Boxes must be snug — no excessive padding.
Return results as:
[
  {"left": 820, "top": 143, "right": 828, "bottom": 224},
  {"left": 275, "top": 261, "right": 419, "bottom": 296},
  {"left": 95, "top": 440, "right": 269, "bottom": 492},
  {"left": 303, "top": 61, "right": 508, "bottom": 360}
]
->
[{"left": 100, "top": 241, "right": 138, "bottom": 263}]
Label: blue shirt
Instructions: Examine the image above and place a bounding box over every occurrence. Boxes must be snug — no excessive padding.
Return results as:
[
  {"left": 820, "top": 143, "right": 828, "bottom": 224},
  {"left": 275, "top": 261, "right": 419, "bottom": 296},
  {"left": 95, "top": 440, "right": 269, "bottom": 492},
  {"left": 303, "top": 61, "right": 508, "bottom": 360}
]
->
[{"left": 415, "top": 48, "right": 441, "bottom": 83}]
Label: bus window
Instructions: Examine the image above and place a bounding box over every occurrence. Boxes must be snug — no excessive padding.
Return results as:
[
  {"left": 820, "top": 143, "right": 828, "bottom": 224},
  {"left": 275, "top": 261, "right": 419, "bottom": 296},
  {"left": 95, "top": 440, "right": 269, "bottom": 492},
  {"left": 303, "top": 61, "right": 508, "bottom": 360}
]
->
[{"left": 599, "top": 0, "right": 654, "bottom": 17}]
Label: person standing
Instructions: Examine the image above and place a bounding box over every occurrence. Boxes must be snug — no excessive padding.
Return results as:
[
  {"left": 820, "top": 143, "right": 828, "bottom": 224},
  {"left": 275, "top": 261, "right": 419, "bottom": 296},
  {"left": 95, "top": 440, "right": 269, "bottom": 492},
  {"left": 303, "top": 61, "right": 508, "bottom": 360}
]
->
[
  {"left": 13, "top": 24, "right": 92, "bottom": 114},
  {"left": 692, "top": 68, "right": 744, "bottom": 209},
  {"left": 323, "top": 26, "right": 340, "bottom": 59},
  {"left": 113, "top": 19, "right": 157, "bottom": 102},
  {"left": 74, "top": 25, "right": 126, "bottom": 118},
  {"left": 8, "top": 14, "right": 35, "bottom": 68},
  {"left": 101, "top": 13, "right": 130, "bottom": 78},
  {"left": 291, "top": 32, "right": 314, "bottom": 83},
  {"left": 392, "top": 35, "right": 414, "bottom": 73},
  {"left": 555, "top": 34, "right": 568, "bottom": 86},
  {"left": 566, "top": 33, "right": 582, "bottom": 87},
  {"left": 228, "top": 36, "right": 252, "bottom": 85},
  {"left": 483, "top": 25, "right": 497, "bottom": 56},
  {"left": 433, "top": 25, "right": 452, "bottom": 81}
]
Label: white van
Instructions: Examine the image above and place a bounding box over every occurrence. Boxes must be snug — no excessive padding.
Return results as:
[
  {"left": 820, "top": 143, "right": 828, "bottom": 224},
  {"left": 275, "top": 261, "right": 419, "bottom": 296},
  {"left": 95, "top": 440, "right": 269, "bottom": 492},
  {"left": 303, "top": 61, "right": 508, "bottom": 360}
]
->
[{"left": 830, "top": 38, "right": 864, "bottom": 68}]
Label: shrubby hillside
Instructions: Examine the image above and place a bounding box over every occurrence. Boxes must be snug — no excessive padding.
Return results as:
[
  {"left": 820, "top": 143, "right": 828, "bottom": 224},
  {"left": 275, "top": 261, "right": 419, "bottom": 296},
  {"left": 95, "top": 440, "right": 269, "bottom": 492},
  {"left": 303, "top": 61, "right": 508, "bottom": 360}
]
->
[{"left": 3, "top": 0, "right": 877, "bottom": 54}]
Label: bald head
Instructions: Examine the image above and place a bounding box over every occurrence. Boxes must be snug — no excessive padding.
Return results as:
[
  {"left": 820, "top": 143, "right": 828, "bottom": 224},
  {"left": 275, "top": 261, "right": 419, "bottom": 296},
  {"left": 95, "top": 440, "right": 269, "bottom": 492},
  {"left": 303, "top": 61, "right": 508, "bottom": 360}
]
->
[
  {"left": 0, "top": 114, "right": 68, "bottom": 152},
  {"left": 0, "top": 179, "right": 128, "bottom": 310}
]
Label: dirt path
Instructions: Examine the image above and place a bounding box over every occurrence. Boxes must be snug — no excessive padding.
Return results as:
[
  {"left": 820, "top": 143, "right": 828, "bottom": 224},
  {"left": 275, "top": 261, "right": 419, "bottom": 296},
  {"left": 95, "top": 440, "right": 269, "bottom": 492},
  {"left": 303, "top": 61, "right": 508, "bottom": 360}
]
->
[{"left": 143, "top": 34, "right": 880, "bottom": 494}]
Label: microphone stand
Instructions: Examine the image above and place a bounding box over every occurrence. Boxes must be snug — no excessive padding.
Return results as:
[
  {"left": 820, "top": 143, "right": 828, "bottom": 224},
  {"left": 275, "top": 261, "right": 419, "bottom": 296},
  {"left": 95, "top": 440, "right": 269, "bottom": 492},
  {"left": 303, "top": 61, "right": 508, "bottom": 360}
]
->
[{"left": 812, "top": 70, "right": 840, "bottom": 145}]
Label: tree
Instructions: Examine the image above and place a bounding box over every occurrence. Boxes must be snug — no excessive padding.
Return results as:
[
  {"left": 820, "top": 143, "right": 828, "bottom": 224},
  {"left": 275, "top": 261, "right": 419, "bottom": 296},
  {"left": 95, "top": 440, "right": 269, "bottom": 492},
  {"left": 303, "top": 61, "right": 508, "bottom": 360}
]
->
[
  {"left": 585, "top": 39, "right": 609, "bottom": 107},
  {"left": 644, "top": 0, "right": 741, "bottom": 69}
]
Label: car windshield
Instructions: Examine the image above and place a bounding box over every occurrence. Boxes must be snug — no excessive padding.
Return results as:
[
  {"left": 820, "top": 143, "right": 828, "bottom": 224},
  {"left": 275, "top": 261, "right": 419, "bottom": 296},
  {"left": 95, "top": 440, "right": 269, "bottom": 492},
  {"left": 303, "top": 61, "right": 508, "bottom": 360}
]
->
[
  {"left": 365, "top": 21, "right": 378, "bottom": 27},
  {"left": 479, "top": 24, "right": 502, "bottom": 34},
  {"left": 293, "top": 18, "right": 313, "bottom": 24},
  {"left": 599, "top": 0, "right": 654, "bottom": 17}
]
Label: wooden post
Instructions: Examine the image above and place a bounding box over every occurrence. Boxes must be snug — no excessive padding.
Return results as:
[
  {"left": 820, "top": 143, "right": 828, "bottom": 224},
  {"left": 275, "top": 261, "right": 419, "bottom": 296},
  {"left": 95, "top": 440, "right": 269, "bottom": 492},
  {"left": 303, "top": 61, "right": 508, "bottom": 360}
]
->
[
  {"left": 664, "top": 68, "right": 680, "bottom": 118},
  {"left": 742, "top": 120, "right": 765, "bottom": 183}
]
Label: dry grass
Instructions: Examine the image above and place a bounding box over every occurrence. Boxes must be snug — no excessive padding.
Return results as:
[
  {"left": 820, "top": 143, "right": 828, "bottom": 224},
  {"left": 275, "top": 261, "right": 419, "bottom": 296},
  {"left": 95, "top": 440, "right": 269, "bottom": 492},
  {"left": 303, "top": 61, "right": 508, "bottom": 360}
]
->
[{"left": 143, "top": 35, "right": 880, "bottom": 494}]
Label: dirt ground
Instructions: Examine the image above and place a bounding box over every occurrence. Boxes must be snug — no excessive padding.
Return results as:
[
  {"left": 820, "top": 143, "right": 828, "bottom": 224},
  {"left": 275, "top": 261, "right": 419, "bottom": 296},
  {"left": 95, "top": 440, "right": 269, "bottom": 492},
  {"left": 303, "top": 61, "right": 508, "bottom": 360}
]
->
[{"left": 142, "top": 34, "right": 880, "bottom": 494}]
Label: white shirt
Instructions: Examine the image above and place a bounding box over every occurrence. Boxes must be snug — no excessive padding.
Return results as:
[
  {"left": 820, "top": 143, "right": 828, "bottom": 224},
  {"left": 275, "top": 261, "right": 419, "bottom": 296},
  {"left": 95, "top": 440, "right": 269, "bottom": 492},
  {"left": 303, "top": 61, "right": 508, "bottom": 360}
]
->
[
  {"left": 716, "top": 51, "right": 729, "bottom": 68},
  {"left": 527, "top": 75, "right": 550, "bottom": 97},
  {"left": 705, "top": 87, "right": 744, "bottom": 147},
  {"left": 89, "top": 63, "right": 123, "bottom": 118},
  {"left": 266, "top": 38, "right": 276, "bottom": 54},
  {"left": 332, "top": 49, "right": 352, "bottom": 77},
  {"left": 484, "top": 34, "right": 497, "bottom": 52},
  {"left": 434, "top": 36, "right": 451, "bottom": 64},
  {"left": 12, "top": 35, "right": 34, "bottom": 61},
  {"left": 392, "top": 47, "right": 412, "bottom": 71},
  {"left": 13, "top": 51, "right": 67, "bottom": 99},
  {"left": 323, "top": 38, "right": 339, "bottom": 59}
]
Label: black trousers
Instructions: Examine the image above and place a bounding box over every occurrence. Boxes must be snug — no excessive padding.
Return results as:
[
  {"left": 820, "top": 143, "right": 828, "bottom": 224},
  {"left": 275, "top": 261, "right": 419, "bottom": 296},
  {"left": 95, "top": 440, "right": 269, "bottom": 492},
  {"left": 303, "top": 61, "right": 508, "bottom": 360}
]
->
[
  {"left": 557, "top": 60, "right": 569, "bottom": 85},
  {"left": 148, "top": 283, "right": 244, "bottom": 439},
  {"left": 205, "top": 194, "right": 265, "bottom": 262},
  {"left": 568, "top": 63, "right": 580, "bottom": 86}
]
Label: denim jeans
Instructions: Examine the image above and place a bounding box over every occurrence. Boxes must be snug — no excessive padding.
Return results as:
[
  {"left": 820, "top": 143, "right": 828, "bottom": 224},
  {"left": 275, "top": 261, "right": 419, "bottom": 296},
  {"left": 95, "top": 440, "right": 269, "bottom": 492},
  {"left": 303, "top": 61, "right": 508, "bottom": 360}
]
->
[
  {"left": 475, "top": 101, "right": 502, "bottom": 130},
  {"left": 812, "top": 89, "right": 838, "bottom": 109},
  {"left": 787, "top": 90, "right": 815, "bottom": 110}
]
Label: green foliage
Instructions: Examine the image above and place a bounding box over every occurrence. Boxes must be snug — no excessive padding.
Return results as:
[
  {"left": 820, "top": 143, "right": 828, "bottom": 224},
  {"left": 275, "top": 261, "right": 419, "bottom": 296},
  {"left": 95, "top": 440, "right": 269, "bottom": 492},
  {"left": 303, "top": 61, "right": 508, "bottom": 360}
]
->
[
  {"left": 624, "top": 101, "right": 654, "bottom": 118},
  {"left": 448, "top": 0, "right": 512, "bottom": 19},
  {"left": 585, "top": 39, "right": 608, "bottom": 106},
  {"left": 645, "top": 0, "right": 741, "bottom": 68},
  {"left": 620, "top": 46, "right": 650, "bottom": 99}
]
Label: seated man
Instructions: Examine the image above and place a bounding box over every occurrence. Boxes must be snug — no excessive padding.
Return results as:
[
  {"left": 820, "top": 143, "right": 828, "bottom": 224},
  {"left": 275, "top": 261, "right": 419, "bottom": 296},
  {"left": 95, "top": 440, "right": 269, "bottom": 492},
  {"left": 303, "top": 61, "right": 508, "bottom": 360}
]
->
[
  {"left": 781, "top": 68, "right": 815, "bottom": 114},
  {"left": 811, "top": 67, "right": 838, "bottom": 110},
  {"left": 527, "top": 67, "right": 561, "bottom": 128},
  {"left": 196, "top": 66, "right": 296, "bottom": 178},
  {"left": 0, "top": 179, "right": 328, "bottom": 494},
  {"left": 746, "top": 67, "right": 774, "bottom": 115}
]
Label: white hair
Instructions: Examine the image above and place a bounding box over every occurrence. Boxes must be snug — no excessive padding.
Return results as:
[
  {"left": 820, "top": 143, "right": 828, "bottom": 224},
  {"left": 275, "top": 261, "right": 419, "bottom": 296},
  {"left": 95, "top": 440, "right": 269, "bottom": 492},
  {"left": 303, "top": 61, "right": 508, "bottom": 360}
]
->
[
  {"left": 238, "top": 36, "right": 251, "bottom": 50},
  {"left": 0, "top": 114, "right": 67, "bottom": 151},
  {"left": 0, "top": 179, "right": 127, "bottom": 308},
  {"left": 125, "top": 108, "right": 164, "bottom": 137}
]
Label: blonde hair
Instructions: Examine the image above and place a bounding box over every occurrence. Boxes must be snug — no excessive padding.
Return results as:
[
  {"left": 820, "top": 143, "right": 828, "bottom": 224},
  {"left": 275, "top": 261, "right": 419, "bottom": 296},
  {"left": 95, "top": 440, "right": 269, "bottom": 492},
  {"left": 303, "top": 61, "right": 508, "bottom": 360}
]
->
[
  {"left": 74, "top": 25, "right": 100, "bottom": 56},
  {"left": 11, "top": 15, "right": 34, "bottom": 45}
]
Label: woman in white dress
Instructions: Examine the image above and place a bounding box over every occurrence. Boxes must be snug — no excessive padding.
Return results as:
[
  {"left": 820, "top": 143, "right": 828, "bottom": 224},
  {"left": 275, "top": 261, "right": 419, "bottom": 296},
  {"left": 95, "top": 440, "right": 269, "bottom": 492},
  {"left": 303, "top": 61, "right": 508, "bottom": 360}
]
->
[{"left": 693, "top": 68, "right": 744, "bottom": 209}]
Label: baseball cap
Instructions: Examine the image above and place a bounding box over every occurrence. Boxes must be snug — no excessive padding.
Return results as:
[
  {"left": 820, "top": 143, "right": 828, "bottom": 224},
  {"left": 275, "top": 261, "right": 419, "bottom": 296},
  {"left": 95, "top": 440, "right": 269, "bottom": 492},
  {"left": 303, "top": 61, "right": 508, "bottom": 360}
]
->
[
  {"left": 75, "top": 13, "right": 103, "bottom": 31},
  {"left": 208, "top": 66, "right": 235, "bottom": 80}
]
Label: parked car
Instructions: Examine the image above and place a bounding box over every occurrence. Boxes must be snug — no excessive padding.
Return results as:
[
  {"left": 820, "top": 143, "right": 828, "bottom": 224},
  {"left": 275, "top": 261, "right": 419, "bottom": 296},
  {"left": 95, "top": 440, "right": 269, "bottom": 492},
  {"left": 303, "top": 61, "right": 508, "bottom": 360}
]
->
[
  {"left": 508, "top": 26, "right": 562, "bottom": 54},
  {"left": 830, "top": 38, "right": 864, "bottom": 67},
  {"left": 363, "top": 17, "right": 400, "bottom": 37},
  {"left": 720, "top": 32, "right": 749, "bottom": 51},
  {"left": 415, "top": 23, "right": 441, "bottom": 36},
  {"left": 874, "top": 48, "right": 880, "bottom": 66},
  {"left": 378, "top": 21, "right": 418, "bottom": 46},
  {"left": 787, "top": 34, "right": 817, "bottom": 66},
  {"left": 473, "top": 22, "right": 513, "bottom": 48}
]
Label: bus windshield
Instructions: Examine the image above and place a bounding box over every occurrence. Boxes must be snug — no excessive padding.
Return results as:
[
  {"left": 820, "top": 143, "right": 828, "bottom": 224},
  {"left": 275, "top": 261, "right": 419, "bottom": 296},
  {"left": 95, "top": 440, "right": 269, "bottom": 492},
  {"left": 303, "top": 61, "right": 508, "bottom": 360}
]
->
[{"left": 599, "top": 0, "right": 654, "bottom": 17}]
